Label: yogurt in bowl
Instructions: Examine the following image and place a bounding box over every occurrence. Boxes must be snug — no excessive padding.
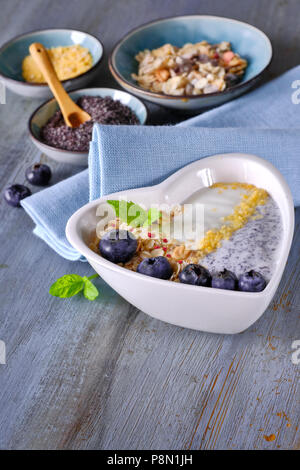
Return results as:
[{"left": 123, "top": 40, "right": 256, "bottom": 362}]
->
[
  {"left": 90, "top": 182, "right": 282, "bottom": 289},
  {"left": 66, "top": 153, "right": 294, "bottom": 334}
]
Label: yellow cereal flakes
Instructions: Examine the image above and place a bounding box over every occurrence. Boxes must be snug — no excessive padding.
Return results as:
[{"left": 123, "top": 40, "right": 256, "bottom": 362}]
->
[
  {"left": 22, "top": 45, "right": 93, "bottom": 83},
  {"left": 196, "top": 183, "right": 269, "bottom": 257}
]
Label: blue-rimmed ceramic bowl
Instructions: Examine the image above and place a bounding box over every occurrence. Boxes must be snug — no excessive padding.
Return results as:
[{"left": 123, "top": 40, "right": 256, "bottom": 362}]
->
[
  {"left": 0, "top": 29, "right": 104, "bottom": 98},
  {"left": 29, "top": 87, "right": 148, "bottom": 166},
  {"left": 109, "top": 15, "right": 272, "bottom": 111}
]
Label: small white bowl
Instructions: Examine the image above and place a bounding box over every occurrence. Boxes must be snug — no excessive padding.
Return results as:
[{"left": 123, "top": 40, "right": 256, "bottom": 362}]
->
[
  {"left": 28, "top": 87, "right": 148, "bottom": 166},
  {"left": 66, "top": 153, "right": 294, "bottom": 334},
  {"left": 0, "top": 28, "right": 104, "bottom": 98}
]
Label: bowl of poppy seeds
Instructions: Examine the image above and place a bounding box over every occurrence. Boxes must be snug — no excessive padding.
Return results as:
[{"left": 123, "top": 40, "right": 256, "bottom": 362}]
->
[{"left": 29, "top": 88, "right": 148, "bottom": 165}]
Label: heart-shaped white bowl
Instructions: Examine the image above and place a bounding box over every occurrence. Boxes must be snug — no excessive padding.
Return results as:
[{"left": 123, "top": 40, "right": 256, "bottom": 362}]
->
[{"left": 66, "top": 153, "right": 294, "bottom": 334}]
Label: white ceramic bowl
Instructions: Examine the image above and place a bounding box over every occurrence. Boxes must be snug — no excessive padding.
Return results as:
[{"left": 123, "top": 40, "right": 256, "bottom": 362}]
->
[
  {"left": 66, "top": 153, "right": 294, "bottom": 334},
  {"left": 29, "top": 87, "right": 148, "bottom": 166}
]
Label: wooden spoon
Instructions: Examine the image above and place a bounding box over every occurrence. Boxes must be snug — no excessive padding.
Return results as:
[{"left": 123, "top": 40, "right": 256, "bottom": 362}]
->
[{"left": 29, "top": 42, "right": 91, "bottom": 128}]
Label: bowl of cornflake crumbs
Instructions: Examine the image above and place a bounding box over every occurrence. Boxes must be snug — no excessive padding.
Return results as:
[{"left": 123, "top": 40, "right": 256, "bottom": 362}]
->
[
  {"left": 109, "top": 15, "right": 272, "bottom": 111},
  {"left": 0, "top": 28, "right": 104, "bottom": 98},
  {"left": 29, "top": 87, "right": 147, "bottom": 165}
]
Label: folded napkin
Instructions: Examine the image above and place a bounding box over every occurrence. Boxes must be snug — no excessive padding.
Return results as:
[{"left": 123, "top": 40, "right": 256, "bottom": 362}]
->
[
  {"left": 22, "top": 171, "right": 89, "bottom": 260},
  {"left": 22, "top": 66, "right": 300, "bottom": 261}
]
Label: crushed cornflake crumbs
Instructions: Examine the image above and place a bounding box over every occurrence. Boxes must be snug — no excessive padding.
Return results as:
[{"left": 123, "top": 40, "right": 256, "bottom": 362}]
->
[
  {"left": 22, "top": 45, "right": 93, "bottom": 83},
  {"left": 263, "top": 434, "right": 276, "bottom": 442},
  {"left": 132, "top": 41, "right": 247, "bottom": 96},
  {"left": 89, "top": 182, "right": 269, "bottom": 282},
  {"left": 197, "top": 183, "right": 269, "bottom": 258}
]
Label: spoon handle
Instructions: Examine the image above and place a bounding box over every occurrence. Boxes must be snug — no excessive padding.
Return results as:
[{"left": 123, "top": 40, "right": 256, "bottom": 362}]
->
[{"left": 29, "top": 42, "right": 77, "bottom": 127}]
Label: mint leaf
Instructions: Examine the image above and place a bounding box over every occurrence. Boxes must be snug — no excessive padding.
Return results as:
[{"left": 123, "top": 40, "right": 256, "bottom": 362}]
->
[
  {"left": 49, "top": 274, "right": 85, "bottom": 298},
  {"left": 106, "top": 199, "right": 124, "bottom": 218},
  {"left": 83, "top": 277, "right": 99, "bottom": 301},
  {"left": 143, "top": 208, "right": 162, "bottom": 227},
  {"left": 127, "top": 203, "right": 147, "bottom": 227},
  {"left": 107, "top": 200, "right": 147, "bottom": 227},
  {"left": 49, "top": 273, "right": 100, "bottom": 300}
]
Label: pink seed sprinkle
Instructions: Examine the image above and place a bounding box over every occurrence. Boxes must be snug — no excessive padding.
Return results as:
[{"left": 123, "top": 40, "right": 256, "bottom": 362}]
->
[
  {"left": 166, "top": 254, "right": 171, "bottom": 258},
  {"left": 153, "top": 245, "right": 160, "bottom": 249},
  {"left": 162, "top": 238, "right": 168, "bottom": 243},
  {"left": 178, "top": 260, "right": 183, "bottom": 264},
  {"left": 148, "top": 232, "right": 153, "bottom": 238},
  {"left": 162, "top": 247, "right": 167, "bottom": 252}
]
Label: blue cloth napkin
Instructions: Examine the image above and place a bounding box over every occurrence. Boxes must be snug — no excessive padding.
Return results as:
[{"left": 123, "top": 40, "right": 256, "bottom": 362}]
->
[
  {"left": 22, "top": 171, "right": 89, "bottom": 260},
  {"left": 22, "top": 66, "right": 300, "bottom": 261}
]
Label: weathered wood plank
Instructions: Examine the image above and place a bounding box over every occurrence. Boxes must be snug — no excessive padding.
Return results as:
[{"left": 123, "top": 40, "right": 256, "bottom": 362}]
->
[{"left": 0, "top": 0, "right": 299, "bottom": 450}]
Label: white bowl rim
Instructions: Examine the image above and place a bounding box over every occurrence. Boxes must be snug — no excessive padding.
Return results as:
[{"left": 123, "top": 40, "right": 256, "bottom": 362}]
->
[
  {"left": 66, "top": 152, "right": 294, "bottom": 298},
  {"left": 109, "top": 14, "right": 273, "bottom": 101},
  {"left": 0, "top": 27, "right": 104, "bottom": 88},
  {"left": 28, "top": 86, "right": 148, "bottom": 156}
]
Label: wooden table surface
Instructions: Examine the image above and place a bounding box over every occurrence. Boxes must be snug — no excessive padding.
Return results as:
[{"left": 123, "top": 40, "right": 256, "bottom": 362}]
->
[{"left": 0, "top": 0, "right": 299, "bottom": 450}]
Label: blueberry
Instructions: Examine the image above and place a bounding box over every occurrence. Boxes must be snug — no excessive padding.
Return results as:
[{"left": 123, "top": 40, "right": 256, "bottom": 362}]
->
[
  {"left": 4, "top": 184, "right": 31, "bottom": 207},
  {"left": 197, "top": 53, "right": 209, "bottom": 63},
  {"left": 225, "top": 73, "right": 241, "bottom": 88},
  {"left": 25, "top": 163, "right": 52, "bottom": 186},
  {"left": 174, "top": 60, "right": 193, "bottom": 75},
  {"left": 137, "top": 256, "right": 173, "bottom": 280},
  {"left": 99, "top": 229, "right": 137, "bottom": 264},
  {"left": 212, "top": 269, "right": 238, "bottom": 290},
  {"left": 209, "top": 58, "right": 219, "bottom": 66},
  {"left": 179, "top": 264, "right": 211, "bottom": 287},
  {"left": 238, "top": 270, "right": 267, "bottom": 292}
]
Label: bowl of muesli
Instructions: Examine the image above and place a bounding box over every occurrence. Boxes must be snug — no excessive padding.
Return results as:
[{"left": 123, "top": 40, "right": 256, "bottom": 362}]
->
[
  {"left": 109, "top": 15, "right": 272, "bottom": 111},
  {"left": 66, "top": 153, "right": 294, "bottom": 334}
]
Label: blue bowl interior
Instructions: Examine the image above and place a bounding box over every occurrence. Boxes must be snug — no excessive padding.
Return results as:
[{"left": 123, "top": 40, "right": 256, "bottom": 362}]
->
[
  {"left": 30, "top": 88, "right": 147, "bottom": 140},
  {"left": 0, "top": 30, "right": 103, "bottom": 82},
  {"left": 114, "top": 16, "right": 272, "bottom": 87}
]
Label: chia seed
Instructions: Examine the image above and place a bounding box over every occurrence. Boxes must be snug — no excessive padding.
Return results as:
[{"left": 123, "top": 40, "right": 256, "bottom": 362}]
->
[
  {"left": 201, "top": 198, "right": 283, "bottom": 282},
  {"left": 40, "top": 95, "right": 140, "bottom": 152}
]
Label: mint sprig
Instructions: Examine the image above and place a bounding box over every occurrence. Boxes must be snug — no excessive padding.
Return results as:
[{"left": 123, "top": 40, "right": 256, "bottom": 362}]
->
[
  {"left": 107, "top": 200, "right": 161, "bottom": 228},
  {"left": 49, "top": 273, "right": 99, "bottom": 301}
]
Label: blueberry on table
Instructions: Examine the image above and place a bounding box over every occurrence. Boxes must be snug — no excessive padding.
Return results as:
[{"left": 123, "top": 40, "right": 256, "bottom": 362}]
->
[
  {"left": 238, "top": 270, "right": 267, "bottom": 292},
  {"left": 212, "top": 269, "right": 238, "bottom": 291},
  {"left": 99, "top": 229, "right": 137, "bottom": 264},
  {"left": 4, "top": 184, "right": 31, "bottom": 207},
  {"left": 137, "top": 256, "right": 173, "bottom": 280},
  {"left": 179, "top": 264, "right": 211, "bottom": 287},
  {"left": 25, "top": 163, "right": 52, "bottom": 186}
]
